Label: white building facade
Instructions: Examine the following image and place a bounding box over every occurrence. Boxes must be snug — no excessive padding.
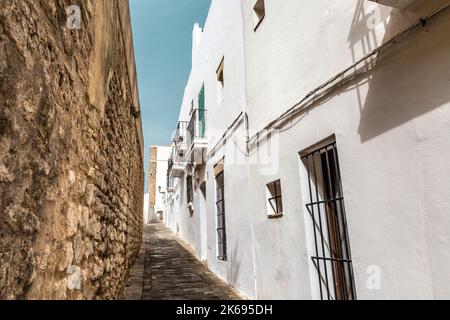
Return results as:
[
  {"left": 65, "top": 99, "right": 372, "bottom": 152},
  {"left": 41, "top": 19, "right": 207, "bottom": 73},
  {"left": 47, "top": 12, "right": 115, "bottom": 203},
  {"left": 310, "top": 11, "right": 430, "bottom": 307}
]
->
[
  {"left": 143, "top": 193, "right": 150, "bottom": 225},
  {"left": 148, "top": 146, "right": 171, "bottom": 224},
  {"left": 165, "top": 0, "right": 450, "bottom": 300}
]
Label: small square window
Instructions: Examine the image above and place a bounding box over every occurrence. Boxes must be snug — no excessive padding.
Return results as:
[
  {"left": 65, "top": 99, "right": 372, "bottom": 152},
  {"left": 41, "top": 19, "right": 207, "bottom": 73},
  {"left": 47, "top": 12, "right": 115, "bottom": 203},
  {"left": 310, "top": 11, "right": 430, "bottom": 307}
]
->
[
  {"left": 253, "top": 0, "right": 265, "bottom": 31},
  {"left": 266, "top": 179, "right": 283, "bottom": 219},
  {"left": 216, "top": 57, "right": 225, "bottom": 104},
  {"left": 216, "top": 57, "right": 224, "bottom": 87}
]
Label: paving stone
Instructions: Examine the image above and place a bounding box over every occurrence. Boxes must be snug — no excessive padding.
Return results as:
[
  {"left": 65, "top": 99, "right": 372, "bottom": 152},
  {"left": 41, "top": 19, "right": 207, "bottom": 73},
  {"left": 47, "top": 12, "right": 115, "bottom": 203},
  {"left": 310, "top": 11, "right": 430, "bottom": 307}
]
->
[{"left": 123, "top": 223, "right": 242, "bottom": 300}]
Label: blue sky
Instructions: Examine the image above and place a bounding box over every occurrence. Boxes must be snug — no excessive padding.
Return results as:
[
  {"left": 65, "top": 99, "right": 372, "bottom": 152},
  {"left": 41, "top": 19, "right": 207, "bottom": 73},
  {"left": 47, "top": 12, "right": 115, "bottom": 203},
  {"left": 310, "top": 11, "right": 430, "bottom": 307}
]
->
[{"left": 129, "top": 0, "right": 212, "bottom": 192}]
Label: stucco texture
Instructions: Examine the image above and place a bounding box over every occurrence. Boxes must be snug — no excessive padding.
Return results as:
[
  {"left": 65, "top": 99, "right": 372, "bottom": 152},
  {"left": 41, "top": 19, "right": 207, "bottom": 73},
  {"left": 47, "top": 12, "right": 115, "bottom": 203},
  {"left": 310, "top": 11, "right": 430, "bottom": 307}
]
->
[{"left": 0, "top": 0, "right": 144, "bottom": 300}]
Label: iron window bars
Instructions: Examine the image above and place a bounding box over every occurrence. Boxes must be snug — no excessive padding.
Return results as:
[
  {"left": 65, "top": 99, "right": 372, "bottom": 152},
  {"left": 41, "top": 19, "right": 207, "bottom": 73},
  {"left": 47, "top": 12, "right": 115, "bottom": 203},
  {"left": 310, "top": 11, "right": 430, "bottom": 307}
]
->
[
  {"left": 267, "top": 180, "right": 283, "bottom": 215},
  {"left": 302, "top": 142, "right": 356, "bottom": 300},
  {"left": 186, "top": 175, "right": 193, "bottom": 205},
  {"left": 215, "top": 171, "right": 227, "bottom": 261}
]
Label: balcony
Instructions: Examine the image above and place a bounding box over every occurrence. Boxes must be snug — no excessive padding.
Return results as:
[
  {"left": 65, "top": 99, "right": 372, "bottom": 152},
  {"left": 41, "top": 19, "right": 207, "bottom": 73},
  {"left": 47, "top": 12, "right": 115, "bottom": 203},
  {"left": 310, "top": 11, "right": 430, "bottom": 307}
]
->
[
  {"left": 166, "top": 171, "right": 175, "bottom": 193},
  {"left": 186, "top": 109, "right": 208, "bottom": 161},
  {"left": 173, "top": 121, "right": 189, "bottom": 151},
  {"left": 168, "top": 146, "right": 187, "bottom": 178},
  {"left": 368, "top": 0, "right": 423, "bottom": 10}
]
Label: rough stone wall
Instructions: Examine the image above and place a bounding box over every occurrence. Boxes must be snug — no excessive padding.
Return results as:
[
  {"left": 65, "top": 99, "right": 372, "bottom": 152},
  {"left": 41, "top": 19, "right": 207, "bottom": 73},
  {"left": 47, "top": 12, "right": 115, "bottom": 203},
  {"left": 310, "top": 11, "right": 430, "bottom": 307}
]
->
[{"left": 0, "top": 0, "right": 144, "bottom": 300}]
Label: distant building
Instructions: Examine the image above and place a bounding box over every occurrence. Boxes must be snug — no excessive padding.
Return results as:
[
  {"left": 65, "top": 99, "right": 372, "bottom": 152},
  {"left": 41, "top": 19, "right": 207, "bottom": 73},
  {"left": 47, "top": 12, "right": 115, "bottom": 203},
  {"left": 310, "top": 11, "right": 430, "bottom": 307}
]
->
[
  {"left": 147, "top": 146, "right": 171, "bottom": 223},
  {"left": 166, "top": 0, "right": 450, "bottom": 300},
  {"left": 143, "top": 193, "right": 150, "bottom": 224}
]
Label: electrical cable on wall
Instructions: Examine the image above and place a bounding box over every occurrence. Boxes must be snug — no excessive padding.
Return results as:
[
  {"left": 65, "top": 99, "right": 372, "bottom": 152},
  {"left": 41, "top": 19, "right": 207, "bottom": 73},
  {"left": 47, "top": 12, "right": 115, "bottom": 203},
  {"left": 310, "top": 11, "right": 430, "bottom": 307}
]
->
[
  {"left": 207, "top": 3, "right": 450, "bottom": 161},
  {"left": 248, "top": 3, "right": 450, "bottom": 145}
]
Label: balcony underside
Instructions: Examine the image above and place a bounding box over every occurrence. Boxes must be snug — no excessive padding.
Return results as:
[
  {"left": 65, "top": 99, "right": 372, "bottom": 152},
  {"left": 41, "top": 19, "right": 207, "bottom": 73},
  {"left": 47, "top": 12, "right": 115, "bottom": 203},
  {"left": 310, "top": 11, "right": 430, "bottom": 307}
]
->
[
  {"left": 169, "top": 164, "right": 186, "bottom": 178},
  {"left": 186, "top": 138, "right": 208, "bottom": 163},
  {"left": 178, "top": 143, "right": 188, "bottom": 152},
  {"left": 368, "top": 0, "right": 424, "bottom": 10}
]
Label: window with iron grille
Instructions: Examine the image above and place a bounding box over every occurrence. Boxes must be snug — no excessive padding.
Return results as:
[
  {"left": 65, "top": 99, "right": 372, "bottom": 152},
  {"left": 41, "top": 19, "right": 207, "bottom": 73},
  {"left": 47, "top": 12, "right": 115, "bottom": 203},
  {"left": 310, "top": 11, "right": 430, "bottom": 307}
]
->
[
  {"left": 301, "top": 140, "right": 356, "bottom": 300},
  {"left": 266, "top": 180, "right": 283, "bottom": 218},
  {"left": 186, "top": 175, "right": 193, "bottom": 205},
  {"left": 215, "top": 160, "right": 227, "bottom": 261}
]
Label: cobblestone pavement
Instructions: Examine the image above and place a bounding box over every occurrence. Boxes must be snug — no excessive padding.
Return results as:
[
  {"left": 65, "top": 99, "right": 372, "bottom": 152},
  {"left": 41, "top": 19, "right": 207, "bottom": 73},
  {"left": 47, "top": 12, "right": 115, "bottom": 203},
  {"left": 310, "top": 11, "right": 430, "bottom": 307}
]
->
[{"left": 123, "top": 223, "right": 242, "bottom": 300}]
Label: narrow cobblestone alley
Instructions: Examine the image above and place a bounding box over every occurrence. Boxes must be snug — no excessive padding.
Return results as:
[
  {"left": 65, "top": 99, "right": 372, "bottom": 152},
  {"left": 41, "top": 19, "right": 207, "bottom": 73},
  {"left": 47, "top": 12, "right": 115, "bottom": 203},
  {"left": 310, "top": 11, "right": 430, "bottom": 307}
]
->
[{"left": 123, "top": 223, "right": 242, "bottom": 300}]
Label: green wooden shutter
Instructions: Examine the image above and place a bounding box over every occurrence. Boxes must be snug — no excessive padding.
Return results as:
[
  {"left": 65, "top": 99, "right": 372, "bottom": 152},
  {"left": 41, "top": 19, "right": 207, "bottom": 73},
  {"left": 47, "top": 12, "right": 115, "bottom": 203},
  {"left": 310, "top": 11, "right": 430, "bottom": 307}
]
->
[{"left": 198, "top": 84, "right": 206, "bottom": 138}]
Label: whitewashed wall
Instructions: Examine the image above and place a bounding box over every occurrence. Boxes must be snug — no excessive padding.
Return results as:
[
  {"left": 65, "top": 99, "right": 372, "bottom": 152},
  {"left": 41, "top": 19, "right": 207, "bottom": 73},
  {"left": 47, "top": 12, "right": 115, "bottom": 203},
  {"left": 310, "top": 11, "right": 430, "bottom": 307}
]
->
[
  {"left": 241, "top": 0, "right": 450, "bottom": 299},
  {"left": 166, "top": 0, "right": 256, "bottom": 298},
  {"left": 167, "top": 0, "right": 450, "bottom": 300}
]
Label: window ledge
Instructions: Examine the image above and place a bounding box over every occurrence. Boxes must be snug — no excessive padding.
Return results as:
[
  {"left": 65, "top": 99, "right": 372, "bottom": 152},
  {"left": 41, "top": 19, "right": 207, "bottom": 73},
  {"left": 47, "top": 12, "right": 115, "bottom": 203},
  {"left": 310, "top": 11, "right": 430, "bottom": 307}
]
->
[
  {"left": 254, "top": 16, "right": 265, "bottom": 32},
  {"left": 267, "top": 213, "right": 283, "bottom": 219}
]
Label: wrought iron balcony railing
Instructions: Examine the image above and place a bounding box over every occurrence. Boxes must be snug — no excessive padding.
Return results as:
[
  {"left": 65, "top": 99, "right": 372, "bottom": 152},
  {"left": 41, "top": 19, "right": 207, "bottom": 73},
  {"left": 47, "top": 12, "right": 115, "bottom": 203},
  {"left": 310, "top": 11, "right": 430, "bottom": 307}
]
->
[
  {"left": 168, "top": 146, "right": 187, "bottom": 178},
  {"left": 187, "top": 109, "right": 207, "bottom": 150}
]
